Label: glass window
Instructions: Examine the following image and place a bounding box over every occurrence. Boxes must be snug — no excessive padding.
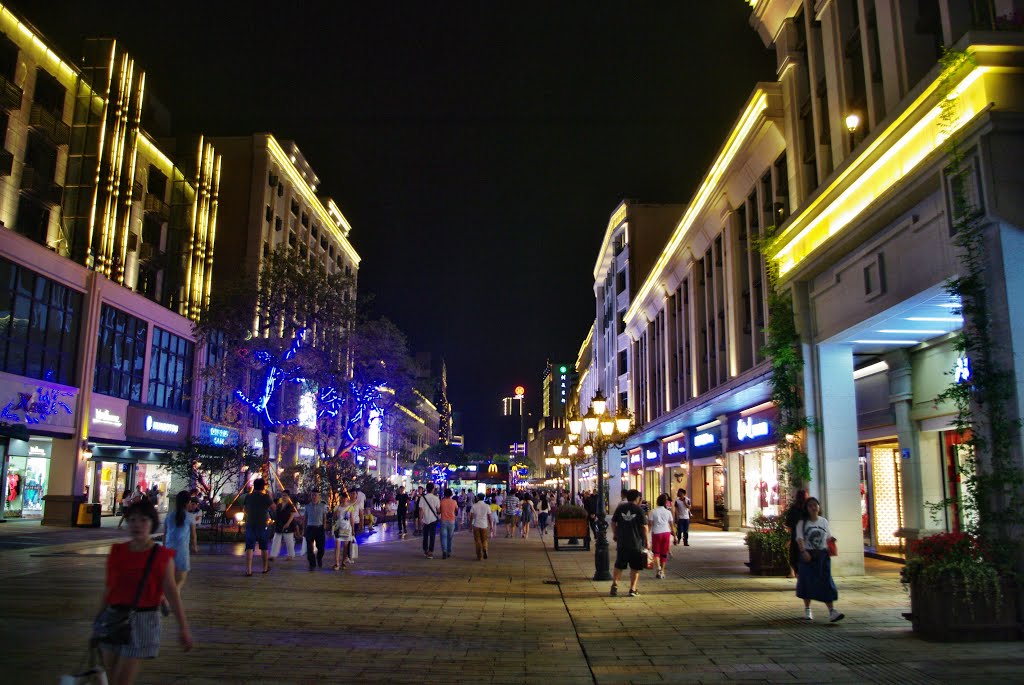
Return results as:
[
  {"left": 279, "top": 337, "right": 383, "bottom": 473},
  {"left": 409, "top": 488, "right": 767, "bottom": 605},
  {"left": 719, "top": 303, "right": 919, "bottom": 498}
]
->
[
  {"left": 93, "top": 304, "right": 147, "bottom": 401},
  {"left": 0, "top": 258, "right": 82, "bottom": 385},
  {"left": 147, "top": 326, "right": 193, "bottom": 412}
]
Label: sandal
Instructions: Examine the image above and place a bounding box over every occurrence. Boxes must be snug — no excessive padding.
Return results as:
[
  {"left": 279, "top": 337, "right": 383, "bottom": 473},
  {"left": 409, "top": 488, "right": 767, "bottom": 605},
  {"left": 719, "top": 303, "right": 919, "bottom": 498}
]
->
[
  {"left": 245, "top": 571, "right": 253, "bottom": 577},
  {"left": 333, "top": 564, "right": 340, "bottom": 570}
]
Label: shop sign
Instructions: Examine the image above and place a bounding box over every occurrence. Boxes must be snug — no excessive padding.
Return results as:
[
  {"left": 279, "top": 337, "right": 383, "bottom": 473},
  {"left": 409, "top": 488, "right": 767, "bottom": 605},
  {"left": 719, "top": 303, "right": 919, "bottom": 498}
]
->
[
  {"left": 126, "top": 407, "right": 189, "bottom": 445},
  {"left": 645, "top": 449, "right": 658, "bottom": 461},
  {"left": 0, "top": 371, "right": 77, "bottom": 433},
  {"left": 7, "top": 438, "right": 52, "bottom": 459},
  {"left": 735, "top": 417, "right": 771, "bottom": 442},
  {"left": 689, "top": 426, "right": 722, "bottom": 458},
  {"left": 89, "top": 395, "right": 128, "bottom": 440},
  {"left": 368, "top": 458, "right": 378, "bottom": 470},
  {"left": 298, "top": 446, "right": 315, "bottom": 459},
  {"left": 620, "top": 460, "right": 627, "bottom": 470},
  {"left": 200, "top": 422, "right": 239, "bottom": 446},
  {"left": 666, "top": 440, "right": 684, "bottom": 456},
  {"left": 728, "top": 407, "right": 777, "bottom": 449},
  {"left": 955, "top": 355, "right": 971, "bottom": 383},
  {"left": 629, "top": 454, "right": 641, "bottom": 464},
  {"left": 693, "top": 431, "right": 716, "bottom": 448}
]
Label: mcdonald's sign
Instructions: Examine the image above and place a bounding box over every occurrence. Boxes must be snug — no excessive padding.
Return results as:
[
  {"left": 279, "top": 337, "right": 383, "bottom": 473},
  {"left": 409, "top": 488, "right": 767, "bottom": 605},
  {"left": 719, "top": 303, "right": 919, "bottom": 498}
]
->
[{"left": 488, "top": 463, "right": 498, "bottom": 474}]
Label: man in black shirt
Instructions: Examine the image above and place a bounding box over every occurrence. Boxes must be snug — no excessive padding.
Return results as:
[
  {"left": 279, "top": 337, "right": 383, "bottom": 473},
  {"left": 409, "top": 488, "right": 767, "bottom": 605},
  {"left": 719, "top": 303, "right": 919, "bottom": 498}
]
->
[
  {"left": 610, "top": 489, "right": 648, "bottom": 597},
  {"left": 396, "top": 486, "right": 410, "bottom": 538},
  {"left": 243, "top": 478, "right": 275, "bottom": 576}
]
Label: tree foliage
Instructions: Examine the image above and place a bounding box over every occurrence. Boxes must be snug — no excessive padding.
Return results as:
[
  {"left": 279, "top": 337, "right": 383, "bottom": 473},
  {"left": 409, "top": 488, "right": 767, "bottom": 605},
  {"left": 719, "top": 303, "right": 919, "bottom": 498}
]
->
[{"left": 164, "top": 440, "right": 263, "bottom": 503}]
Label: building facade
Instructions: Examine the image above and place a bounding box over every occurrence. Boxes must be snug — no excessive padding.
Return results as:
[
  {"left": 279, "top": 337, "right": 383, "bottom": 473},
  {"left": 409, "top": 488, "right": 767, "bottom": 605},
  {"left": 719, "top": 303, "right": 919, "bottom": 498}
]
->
[{"left": 620, "top": 0, "right": 1024, "bottom": 575}]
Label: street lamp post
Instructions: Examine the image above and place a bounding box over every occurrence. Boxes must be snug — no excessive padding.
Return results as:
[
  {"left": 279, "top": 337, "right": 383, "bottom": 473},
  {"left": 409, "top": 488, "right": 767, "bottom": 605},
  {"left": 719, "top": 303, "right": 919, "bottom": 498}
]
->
[{"left": 568, "top": 389, "right": 634, "bottom": 582}]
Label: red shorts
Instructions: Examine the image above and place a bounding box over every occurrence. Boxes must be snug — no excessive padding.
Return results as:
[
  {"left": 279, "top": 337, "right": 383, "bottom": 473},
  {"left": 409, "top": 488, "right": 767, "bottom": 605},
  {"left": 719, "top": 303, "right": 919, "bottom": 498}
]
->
[{"left": 652, "top": 532, "right": 671, "bottom": 561}]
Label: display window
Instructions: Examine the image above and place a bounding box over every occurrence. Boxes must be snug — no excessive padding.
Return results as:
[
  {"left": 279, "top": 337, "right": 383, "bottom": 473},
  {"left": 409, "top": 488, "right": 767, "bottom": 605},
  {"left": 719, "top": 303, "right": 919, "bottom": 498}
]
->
[
  {"left": 4, "top": 455, "right": 50, "bottom": 518},
  {"left": 644, "top": 469, "right": 661, "bottom": 504},
  {"left": 97, "top": 462, "right": 129, "bottom": 514},
  {"left": 861, "top": 441, "right": 905, "bottom": 553},
  {"left": 738, "top": 447, "right": 780, "bottom": 526},
  {"left": 704, "top": 464, "right": 725, "bottom": 521},
  {"left": 135, "top": 463, "right": 173, "bottom": 513}
]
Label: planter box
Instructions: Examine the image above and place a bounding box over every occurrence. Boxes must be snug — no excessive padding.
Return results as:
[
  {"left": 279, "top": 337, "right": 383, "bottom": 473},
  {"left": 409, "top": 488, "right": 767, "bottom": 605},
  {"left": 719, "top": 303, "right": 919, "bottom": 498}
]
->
[
  {"left": 909, "top": 577, "right": 1022, "bottom": 642},
  {"left": 746, "top": 539, "right": 790, "bottom": 576},
  {"left": 553, "top": 518, "right": 590, "bottom": 551}
]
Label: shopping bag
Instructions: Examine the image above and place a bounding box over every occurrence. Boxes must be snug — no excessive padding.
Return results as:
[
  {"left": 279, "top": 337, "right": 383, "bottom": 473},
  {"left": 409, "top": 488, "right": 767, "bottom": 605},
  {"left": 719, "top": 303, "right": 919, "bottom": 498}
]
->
[
  {"left": 348, "top": 540, "right": 358, "bottom": 562},
  {"left": 59, "top": 646, "right": 109, "bottom": 685},
  {"left": 645, "top": 549, "right": 655, "bottom": 569},
  {"left": 826, "top": 537, "right": 838, "bottom": 557}
]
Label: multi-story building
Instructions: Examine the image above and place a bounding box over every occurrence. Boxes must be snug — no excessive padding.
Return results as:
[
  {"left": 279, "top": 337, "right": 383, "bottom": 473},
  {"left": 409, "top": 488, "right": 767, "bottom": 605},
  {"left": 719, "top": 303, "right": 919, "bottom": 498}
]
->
[
  {"left": 380, "top": 388, "right": 439, "bottom": 488},
  {"left": 528, "top": 360, "right": 576, "bottom": 477},
  {"left": 0, "top": 4, "right": 219, "bottom": 524},
  {"left": 622, "top": 0, "right": 1024, "bottom": 575},
  {"left": 591, "top": 200, "right": 683, "bottom": 507}
]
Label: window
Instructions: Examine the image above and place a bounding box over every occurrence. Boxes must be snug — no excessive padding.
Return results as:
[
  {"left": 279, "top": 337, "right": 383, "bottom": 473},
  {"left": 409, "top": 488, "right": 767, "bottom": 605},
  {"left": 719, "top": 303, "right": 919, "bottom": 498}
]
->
[
  {"left": 274, "top": 216, "right": 282, "bottom": 232},
  {"left": 0, "top": 32, "right": 17, "bottom": 81},
  {"left": 288, "top": 232, "right": 297, "bottom": 247},
  {"left": 15, "top": 196, "right": 50, "bottom": 245},
  {"left": 618, "top": 349, "right": 628, "bottom": 376},
  {"left": 265, "top": 205, "right": 272, "bottom": 222},
  {"left": 147, "top": 327, "right": 193, "bottom": 412},
  {"left": 616, "top": 269, "right": 627, "bottom": 295},
  {"left": 33, "top": 69, "right": 66, "bottom": 117},
  {"left": 147, "top": 166, "right": 167, "bottom": 197},
  {"left": 301, "top": 212, "right": 309, "bottom": 228},
  {"left": 93, "top": 304, "right": 147, "bottom": 401},
  {"left": 0, "top": 258, "right": 82, "bottom": 386},
  {"left": 290, "top": 199, "right": 299, "bottom": 216},
  {"left": 277, "top": 182, "right": 284, "bottom": 198},
  {"left": 203, "top": 329, "right": 228, "bottom": 423}
]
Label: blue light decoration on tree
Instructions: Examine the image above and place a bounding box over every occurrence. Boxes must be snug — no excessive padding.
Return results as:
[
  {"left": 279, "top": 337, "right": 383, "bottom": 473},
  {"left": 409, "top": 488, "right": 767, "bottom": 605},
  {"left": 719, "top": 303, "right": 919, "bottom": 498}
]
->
[
  {"left": 235, "top": 329, "right": 308, "bottom": 428},
  {"left": 341, "top": 382, "right": 386, "bottom": 455},
  {"left": 1, "top": 371, "right": 74, "bottom": 424}
]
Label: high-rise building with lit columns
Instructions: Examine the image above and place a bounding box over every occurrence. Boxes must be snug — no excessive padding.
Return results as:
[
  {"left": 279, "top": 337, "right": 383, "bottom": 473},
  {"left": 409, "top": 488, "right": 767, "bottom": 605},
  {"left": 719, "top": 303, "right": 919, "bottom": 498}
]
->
[
  {"left": 620, "top": 0, "right": 1024, "bottom": 575},
  {"left": 0, "top": 3, "right": 224, "bottom": 525}
]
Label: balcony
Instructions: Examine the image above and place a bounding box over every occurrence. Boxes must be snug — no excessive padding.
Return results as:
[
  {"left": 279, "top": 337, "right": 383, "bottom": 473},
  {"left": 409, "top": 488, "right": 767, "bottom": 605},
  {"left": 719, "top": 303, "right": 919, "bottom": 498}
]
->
[
  {"left": 131, "top": 181, "right": 143, "bottom": 201},
  {"left": 20, "top": 166, "right": 63, "bottom": 206},
  {"left": 137, "top": 241, "right": 166, "bottom": 265},
  {"left": 143, "top": 193, "right": 170, "bottom": 220},
  {"left": 28, "top": 103, "right": 70, "bottom": 147},
  {"left": 0, "top": 149, "right": 12, "bottom": 177},
  {"left": 0, "top": 74, "right": 22, "bottom": 111}
]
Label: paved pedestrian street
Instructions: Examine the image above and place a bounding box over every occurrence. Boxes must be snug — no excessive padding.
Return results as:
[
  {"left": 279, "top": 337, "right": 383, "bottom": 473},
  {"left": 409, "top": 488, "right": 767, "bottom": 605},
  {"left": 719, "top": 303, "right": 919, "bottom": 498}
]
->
[{"left": 2, "top": 523, "right": 1022, "bottom": 684}]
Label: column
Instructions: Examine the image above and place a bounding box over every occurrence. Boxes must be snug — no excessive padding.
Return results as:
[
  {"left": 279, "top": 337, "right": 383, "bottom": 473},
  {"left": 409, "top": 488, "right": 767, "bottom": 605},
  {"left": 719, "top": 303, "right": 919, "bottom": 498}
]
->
[
  {"left": 721, "top": 413, "right": 742, "bottom": 531},
  {"left": 815, "top": 343, "right": 865, "bottom": 575},
  {"left": 885, "top": 349, "right": 927, "bottom": 543}
]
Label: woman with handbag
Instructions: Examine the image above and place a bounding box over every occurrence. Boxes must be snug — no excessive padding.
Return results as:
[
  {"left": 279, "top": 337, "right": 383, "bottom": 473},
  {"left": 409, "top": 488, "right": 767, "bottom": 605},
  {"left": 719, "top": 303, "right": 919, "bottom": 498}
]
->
[
  {"left": 332, "top": 491, "right": 357, "bottom": 570},
  {"left": 94, "top": 497, "right": 192, "bottom": 684},
  {"left": 795, "top": 497, "right": 844, "bottom": 623}
]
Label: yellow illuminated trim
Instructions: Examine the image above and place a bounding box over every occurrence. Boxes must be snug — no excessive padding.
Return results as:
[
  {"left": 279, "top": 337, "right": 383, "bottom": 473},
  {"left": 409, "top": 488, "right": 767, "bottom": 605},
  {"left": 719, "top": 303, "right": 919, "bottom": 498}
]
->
[
  {"left": 0, "top": 5, "right": 78, "bottom": 86},
  {"left": 771, "top": 64, "right": 990, "bottom": 275},
  {"left": 626, "top": 89, "right": 770, "bottom": 325},
  {"left": 137, "top": 133, "right": 175, "bottom": 176},
  {"left": 593, "top": 202, "right": 629, "bottom": 279},
  {"left": 413, "top": 389, "right": 437, "bottom": 412},
  {"left": 575, "top": 323, "right": 594, "bottom": 370},
  {"left": 396, "top": 403, "right": 426, "bottom": 424},
  {"left": 265, "top": 137, "right": 361, "bottom": 266},
  {"left": 117, "top": 67, "right": 144, "bottom": 284}
]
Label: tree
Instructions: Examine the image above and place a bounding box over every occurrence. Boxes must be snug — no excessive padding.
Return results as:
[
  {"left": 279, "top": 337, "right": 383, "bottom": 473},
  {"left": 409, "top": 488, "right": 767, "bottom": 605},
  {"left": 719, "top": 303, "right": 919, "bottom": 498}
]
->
[{"left": 164, "top": 440, "right": 263, "bottom": 504}]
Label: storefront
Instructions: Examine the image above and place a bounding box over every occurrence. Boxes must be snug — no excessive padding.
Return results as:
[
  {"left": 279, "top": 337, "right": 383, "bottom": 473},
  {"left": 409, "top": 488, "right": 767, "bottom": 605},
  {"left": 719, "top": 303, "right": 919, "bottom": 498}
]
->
[
  {"left": 859, "top": 440, "right": 904, "bottom": 554},
  {"left": 661, "top": 433, "right": 687, "bottom": 500},
  {"left": 626, "top": 449, "right": 643, "bottom": 493},
  {"left": 689, "top": 424, "right": 723, "bottom": 523},
  {"left": 641, "top": 443, "right": 661, "bottom": 503},
  {"left": 3, "top": 438, "right": 54, "bottom": 519},
  {"left": 88, "top": 400, "right": 190, "bottom": 514},
  {"left": 727, "top": 406, "right": 780, "bottom": 527}
]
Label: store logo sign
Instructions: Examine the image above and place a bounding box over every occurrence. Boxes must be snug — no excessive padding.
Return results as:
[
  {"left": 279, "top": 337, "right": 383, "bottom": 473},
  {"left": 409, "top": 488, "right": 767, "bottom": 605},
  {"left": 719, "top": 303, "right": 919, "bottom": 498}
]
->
[
  {"left": 736, "top": 417, "right": 770, "bottom": 442},
  {"left": 666, "top": 440, "right": 684, "bottom": 455},
  {"left": 298, "top": 447, "right": 315, "bottom": 458},
  {"left": 645, "top": 449, "right": 658, "bottom": 461},
  {"left": 693, "top": 431, "right": 716, "bottom": 448},
  {"left": 466, "top": 465, "right": 477, "bottom": 472},
  {"left": 93, "top": 408, "right": 123, "bottom": 428},
  {"left": 368, "top": 459, "right": 378, "bottom": 470},
  {"left": 207, "top": 426, "right": 233, "bottom": 445},
  {"left": 145, "top": 415, "right": 179, "bottom": 435},
  {"left": 28, "top": 445, "right": 46, "bottom": 457},
  {"left": 630, "top": 454, "right": 641, "bottom": 464}
]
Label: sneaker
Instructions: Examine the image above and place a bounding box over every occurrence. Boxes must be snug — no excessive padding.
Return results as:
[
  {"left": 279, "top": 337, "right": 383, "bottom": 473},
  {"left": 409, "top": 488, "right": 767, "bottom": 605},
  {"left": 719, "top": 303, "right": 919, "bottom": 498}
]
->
[
  {"left": 609, "top": 584, "right": 618, "bottom": 597},
  {"left": 628, "top": 589, "right": 638, "bottom": 597},
  {"left": 804, "top": 608, "right": 813, "bottom": 620},
  {"left": 829, "top": 609, "right": 845, "bottom": 623}
]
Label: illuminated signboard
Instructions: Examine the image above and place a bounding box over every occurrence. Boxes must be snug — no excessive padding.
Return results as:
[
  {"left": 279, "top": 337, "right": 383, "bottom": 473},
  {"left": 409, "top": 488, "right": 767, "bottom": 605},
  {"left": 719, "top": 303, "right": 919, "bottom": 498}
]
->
[
  {"left": 298, "top": 446, "right": 315, "bottom": 459},
  {"left": 145, "top": 415, "right": 180, "bottom": 435},
  {"left": 693, "top": 431, "right": 716, "bottom": 448},
  {"left": 630, "top": 454, "right": 641, "bottom": 464},
  {"left": 735, "top": 417, "right": 771, "bottom": 442},
  {"left": 955, "top": 355, "right": 971, "bottom": 383},
  {"left": 93, "top": 408, "right": 123, "bottom": 428},
  {"left": 620, "top": 460, "right": 627, "bottom": 470},
  {"left": 645, "top": 449, "right": 658, "bottom": 461},
  {"left": 666, "top": 440, "right": 684, "bottom": 455}
]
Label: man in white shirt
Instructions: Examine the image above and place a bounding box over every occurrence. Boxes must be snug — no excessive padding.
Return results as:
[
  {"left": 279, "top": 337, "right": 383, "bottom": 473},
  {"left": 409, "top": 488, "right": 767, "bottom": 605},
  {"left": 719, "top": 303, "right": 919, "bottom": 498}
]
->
[
  {"left": 418, "top": 483, "right": 441, "bottom": 558},
  {"left": 469, "top": 494, "right": 494, "bottom": 560},
  {"left": 353, "top": 487, "right": 367, "bottom": 532},
  {"left": 674, "top": 489, "right": 691, "bottom": 546}
]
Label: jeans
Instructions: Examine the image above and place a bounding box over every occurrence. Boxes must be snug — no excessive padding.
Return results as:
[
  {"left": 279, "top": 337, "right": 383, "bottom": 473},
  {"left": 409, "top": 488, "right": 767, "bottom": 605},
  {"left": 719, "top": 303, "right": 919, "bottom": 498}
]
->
[
  {"left": 397, "top": 509, "right": 407, "bottom": 535},
  {"left": 440, "top": 520, "right": 455, "bottom": 555},
  {"left": 538, "top": 512, "right": 549, "bottom": 532},
  {"left": 676, "top": 518, "right": 690, "bottom": 544},
  {"left": 422, "top": 521, "right": 438, "bottom": 554},
  {"left": 305, "top": 526, "right": 325, "bottom": 567}
]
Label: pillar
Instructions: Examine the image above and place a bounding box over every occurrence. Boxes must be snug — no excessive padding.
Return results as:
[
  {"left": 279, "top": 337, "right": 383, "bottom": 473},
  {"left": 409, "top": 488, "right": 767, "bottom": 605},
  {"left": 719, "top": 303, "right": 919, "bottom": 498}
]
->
[
  {"left": 885, "top": 349, "right": 928, "bottom": 543},
  {"left": 815, "top": 343, "right": 865, "bottom": 575}
]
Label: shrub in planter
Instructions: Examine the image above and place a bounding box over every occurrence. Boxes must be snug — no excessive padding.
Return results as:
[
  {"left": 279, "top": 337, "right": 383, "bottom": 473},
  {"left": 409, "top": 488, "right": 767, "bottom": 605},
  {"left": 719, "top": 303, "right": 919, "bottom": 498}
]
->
[
  {"left": 901, "top": 531, "right": 1019, "bottom": 641},
  {"left": 553, "top": 504, "right": 588, "bottom": 519},
  {"left": 744, "top": 513, "right": 790, "bottom": 576}
]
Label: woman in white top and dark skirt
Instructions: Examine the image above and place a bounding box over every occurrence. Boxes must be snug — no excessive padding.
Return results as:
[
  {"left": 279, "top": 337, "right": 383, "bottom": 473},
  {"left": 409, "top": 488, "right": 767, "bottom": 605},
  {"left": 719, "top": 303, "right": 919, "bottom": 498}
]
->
[{"left": 795, "top": 497, "right": 844, "bottom": 622}]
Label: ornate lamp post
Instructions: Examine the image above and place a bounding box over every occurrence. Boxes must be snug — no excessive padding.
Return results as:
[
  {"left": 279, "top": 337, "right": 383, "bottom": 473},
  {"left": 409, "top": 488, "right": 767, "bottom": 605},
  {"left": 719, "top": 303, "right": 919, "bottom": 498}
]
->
[{"left": 568, "top": 389, "right": 634, "bottom": 581}]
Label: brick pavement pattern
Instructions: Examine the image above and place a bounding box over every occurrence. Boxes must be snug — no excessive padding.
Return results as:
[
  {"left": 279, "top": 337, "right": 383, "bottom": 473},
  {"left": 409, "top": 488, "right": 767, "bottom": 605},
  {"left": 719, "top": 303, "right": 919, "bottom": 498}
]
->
[{"left": 1, "top": 523, "right": 1022, "bottom": 684}]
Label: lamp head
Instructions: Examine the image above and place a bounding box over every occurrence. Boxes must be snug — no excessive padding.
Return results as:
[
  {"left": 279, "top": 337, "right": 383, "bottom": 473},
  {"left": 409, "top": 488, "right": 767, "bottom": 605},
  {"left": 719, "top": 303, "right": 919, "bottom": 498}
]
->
[
  {"left": 592, "top": 390, "right": 607, "bottom": 417},
  {"left": 552, "top": 442, "right": 563, "bottom": 456},
  {"left": 599, "top": 417, "right": 615, "bottom": 436},
  {"left": 845, "top": 113, "right": 860, "bottom": 133},
  {"left": 583, "top": 443, "right": 594, "bottom": 456},
  {"left": 583, "top": 408, "right": 599, "bottom": 433},
  {"left": 568, "top": 418, "right": 583, "bottom": 436}
]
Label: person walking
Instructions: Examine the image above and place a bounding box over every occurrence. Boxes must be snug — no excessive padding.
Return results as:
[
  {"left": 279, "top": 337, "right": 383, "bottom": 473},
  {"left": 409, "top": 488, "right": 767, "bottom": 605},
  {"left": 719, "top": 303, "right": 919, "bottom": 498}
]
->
[
  {"left": 610, "top": 489, "right": 649, "bottom": 597},
  {"left": 396, "top": 486, "right": 410, "bottom": 538},
  {"left": 270, "top": 492, "right": 298, "bottom": 561},
  {"left": 303, "top": 491, "right": 328, "bottom": 571},
  {"left": 469, "top": 494, "right": 493, "bottom": 560},
  {"left": 412, "top": 486, "right": 424, "bottom": 536},
  {"left": 795, "top": 497, "right": 844, "bottom": 622},
  {"left": 537, "top": 495, "right": 550, "bottom": 536},
  {"left": 94, "top": 498, "right": 192, "bottom": 684},
  {"left": 419, "top": 483, "right": 441, "bottom": 559},
  {"left": 438, "top": 488, "right": 458, "bottom": 559},
  {"left": 489, "top": 498, "right": 500, "bottom": 538},
  {"left": 332, "top": 491, "right": 357, "bottom": 570},
  {"left": 243, "top": 478, "right": 274, "bottom": 577},
  {"left": 673, "top": 489, "right": 691, "bottom": 546},
  {"left": 519, "top": 496, "right": 535, "bottom": 539},
  {"left": 503, "top": 490, "right": 520, "bottom": 538},
  {"left": 162, "top": 491, "right": 197, "bottom": 595},
  {"left": 649, "top": 494, "right": 674, "bottom": 579}
]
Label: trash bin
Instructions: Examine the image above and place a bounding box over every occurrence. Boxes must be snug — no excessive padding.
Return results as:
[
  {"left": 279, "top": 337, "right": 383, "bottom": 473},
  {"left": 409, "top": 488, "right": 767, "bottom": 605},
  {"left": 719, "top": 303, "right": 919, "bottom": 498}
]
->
[{"left": 76, "top": 502, "right": 101, "bottom": 528}]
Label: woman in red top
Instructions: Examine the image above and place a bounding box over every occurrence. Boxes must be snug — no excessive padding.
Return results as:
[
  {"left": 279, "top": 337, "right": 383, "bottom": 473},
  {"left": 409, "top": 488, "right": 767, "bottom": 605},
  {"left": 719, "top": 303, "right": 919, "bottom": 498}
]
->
[{"left": 96, "top": 498, "right": 192, "bottom": 684}]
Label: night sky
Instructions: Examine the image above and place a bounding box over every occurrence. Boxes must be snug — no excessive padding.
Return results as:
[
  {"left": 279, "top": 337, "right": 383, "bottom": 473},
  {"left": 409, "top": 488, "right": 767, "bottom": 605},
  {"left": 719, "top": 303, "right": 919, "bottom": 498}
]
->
[{"left": 17, "top": 1, "right": 776, "bottom": 452}]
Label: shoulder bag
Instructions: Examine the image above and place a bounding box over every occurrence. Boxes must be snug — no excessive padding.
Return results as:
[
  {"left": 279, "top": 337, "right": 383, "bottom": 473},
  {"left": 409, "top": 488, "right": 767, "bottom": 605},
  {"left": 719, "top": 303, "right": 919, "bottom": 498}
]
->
[
  {"left": 423, "top": 496, "right": 440, "bottom": 522},
  {"left": 92, "top": 544, "right": 160, "bottom": 646},
  {"left": 826, "top": 536, "right": 838, "bottom": 557}
]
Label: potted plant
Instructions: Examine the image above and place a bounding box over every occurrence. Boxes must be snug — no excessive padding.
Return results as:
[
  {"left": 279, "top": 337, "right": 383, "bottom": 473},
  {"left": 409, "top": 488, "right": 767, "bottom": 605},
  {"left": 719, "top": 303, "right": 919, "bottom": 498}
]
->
[
  {"left": 901, "top": 531, "right": 1019, "bottom": 641},
  {"left": 553, "top": 504, "right": 590, "bottom": 550},
  {"left": 744, "top": 513, "right": 790, "bottom": 576}
]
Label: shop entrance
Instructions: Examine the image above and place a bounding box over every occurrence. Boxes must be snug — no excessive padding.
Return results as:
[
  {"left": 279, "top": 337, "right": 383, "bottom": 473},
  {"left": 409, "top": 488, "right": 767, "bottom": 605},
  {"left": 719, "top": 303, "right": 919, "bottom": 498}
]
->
[
  {"left": 703, "top": 464, "right": 725, "bottom": 522},
  {"left": 4, "top": 455, "right": 50, "bottom": 518},
  {"left": 738, "top": 447, "right": 780, "bottom": 526},
  {"left": 860, "top": 441, "right": 905, "bottom": 554}
]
